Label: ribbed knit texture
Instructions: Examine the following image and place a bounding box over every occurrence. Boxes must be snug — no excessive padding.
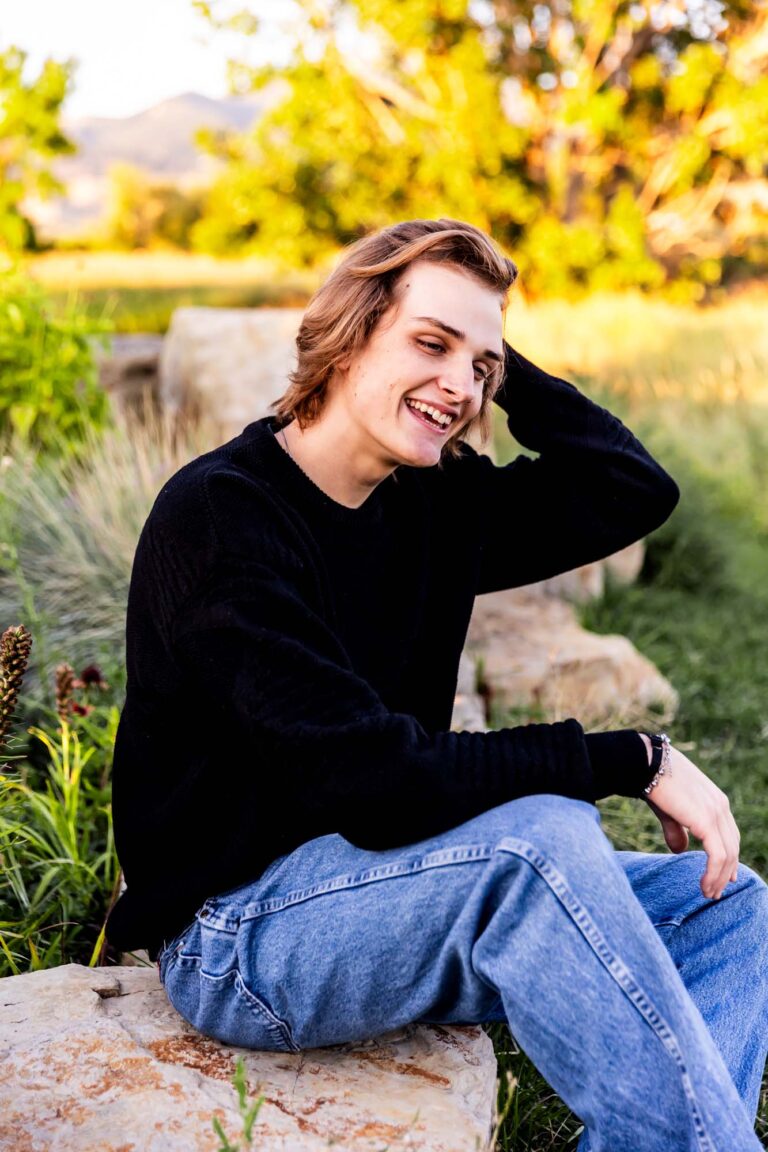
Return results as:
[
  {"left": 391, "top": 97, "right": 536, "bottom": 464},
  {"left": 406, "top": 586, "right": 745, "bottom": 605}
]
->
[{"left": 107, "top": 343, "right": 679, "bottom": 954}]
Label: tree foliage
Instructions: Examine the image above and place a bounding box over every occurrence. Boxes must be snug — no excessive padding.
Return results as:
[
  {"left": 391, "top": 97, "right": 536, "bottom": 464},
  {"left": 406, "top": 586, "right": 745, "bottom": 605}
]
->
[
  {"left": 0, "top": 46, "right": 75, "bottom": 253},
  {"left": 192, "top": 0, "right": 768, "bottom": 296},
  {"left": 102, "top": 163, "right": 204, "bottom": 250}
]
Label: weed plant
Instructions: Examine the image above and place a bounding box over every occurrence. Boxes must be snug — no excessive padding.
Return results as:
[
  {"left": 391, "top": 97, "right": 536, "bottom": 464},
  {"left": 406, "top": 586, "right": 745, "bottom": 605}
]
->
[{"left": 212, "top": 1057, "right": 266, "bottom": 1152}]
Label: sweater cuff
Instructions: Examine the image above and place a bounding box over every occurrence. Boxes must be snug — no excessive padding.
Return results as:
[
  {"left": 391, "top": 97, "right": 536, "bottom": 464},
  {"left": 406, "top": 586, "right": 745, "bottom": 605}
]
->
[{"left": 585, "top": 730, "right": 655, "bottom": 800}]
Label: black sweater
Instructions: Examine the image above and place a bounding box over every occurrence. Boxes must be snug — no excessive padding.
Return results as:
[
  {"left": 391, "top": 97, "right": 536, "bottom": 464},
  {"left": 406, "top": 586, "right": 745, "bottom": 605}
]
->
[{"left": 107, "top": 344, "right": 679, "bottom": 954}]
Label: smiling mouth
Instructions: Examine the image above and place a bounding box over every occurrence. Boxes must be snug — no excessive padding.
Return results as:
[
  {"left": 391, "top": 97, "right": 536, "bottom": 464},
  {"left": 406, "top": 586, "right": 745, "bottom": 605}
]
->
[{"left": 404, "top": 398, "right": 456, "bottom": 434}]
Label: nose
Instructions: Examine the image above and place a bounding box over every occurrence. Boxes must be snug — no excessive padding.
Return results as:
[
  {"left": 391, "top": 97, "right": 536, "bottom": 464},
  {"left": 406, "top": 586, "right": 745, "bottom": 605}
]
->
[{"left": 436, "top": 358, "right": 477, "bottom": 405}]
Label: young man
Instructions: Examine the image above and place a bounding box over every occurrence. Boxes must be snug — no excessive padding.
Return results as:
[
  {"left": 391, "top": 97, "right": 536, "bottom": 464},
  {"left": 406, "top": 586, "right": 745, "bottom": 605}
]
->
[{"left": 108, "top": 219, "right": 768, "bottom": 1150}]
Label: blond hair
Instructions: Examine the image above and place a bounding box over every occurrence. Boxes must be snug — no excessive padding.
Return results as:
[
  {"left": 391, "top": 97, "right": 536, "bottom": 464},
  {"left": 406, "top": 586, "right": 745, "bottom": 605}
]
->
[{"left": 272, "top": 218, "right": 517, "bottom": 457}]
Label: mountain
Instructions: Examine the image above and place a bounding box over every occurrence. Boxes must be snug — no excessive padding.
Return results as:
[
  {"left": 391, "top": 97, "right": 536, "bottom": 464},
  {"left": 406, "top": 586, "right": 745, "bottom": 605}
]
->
[
  {"left": 62, "top": 91, "right": 264, "bottom": 179},
  {"left": 25, "top": 90, "right": 273, "bottom": 240}
]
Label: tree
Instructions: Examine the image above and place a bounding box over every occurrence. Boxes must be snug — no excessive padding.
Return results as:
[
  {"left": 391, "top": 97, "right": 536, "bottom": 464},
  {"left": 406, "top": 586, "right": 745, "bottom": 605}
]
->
[
  {"left": 192, "top": 0, "right": 768, "bottom": 296},
  {"left": 102, "top": 164, "right": 204, "bottom": 250},
  {"left": 0, "top": 46, "right": 75, "bottom": 252}
]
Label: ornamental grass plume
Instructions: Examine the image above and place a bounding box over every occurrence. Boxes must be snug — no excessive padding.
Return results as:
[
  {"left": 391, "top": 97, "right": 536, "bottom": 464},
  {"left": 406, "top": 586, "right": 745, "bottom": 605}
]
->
[{"left": 0, "top": 624, "right": 32, "bottom": 753}]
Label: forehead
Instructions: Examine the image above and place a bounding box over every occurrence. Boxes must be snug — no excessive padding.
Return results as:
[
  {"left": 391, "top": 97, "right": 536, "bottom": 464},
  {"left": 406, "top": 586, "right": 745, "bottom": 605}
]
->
[{"left": 391, "top": 262, "right": 504, "bottom": 348}]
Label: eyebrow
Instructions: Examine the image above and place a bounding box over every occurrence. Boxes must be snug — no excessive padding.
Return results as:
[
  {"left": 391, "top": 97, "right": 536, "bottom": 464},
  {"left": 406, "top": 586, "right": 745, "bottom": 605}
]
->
[{"left": 412, "top": 316, "right": 503, "bottom": 362}]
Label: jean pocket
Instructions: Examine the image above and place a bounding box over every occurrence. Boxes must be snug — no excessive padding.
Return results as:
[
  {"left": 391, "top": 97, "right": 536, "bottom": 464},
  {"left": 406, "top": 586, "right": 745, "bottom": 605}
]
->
[
  {"left": 157, "top": 921, "right": 196, "bottom": 981},
  {"left": 163, "top": 949, "right": 299, "bottom": 1052}
]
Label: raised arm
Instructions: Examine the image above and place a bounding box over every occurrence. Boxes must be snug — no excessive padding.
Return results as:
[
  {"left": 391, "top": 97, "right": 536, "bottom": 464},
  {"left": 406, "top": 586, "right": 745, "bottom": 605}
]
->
[{"left": 471, "top": 343, "right": 680, "bottom": 594}]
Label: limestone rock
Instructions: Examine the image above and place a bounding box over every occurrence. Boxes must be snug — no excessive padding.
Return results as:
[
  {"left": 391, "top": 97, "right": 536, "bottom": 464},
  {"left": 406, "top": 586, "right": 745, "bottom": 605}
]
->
[
  {"left": 0, "top": 964, "right": 497, "bottom": 1152},
  {"left": 604, "top": 540, "right": 646, "bottom": 586},
  {"left": 159, "top": 308, "right": 304, "bottom": 440},
  {"left": 467, "top": 587, "right": 677, "bottom": 728},
  {"left": 537, "top": 543, "right": 645, "bottom": 604},
  {"left": 450, "top": 652, "right": 487, "bottom": 732}
]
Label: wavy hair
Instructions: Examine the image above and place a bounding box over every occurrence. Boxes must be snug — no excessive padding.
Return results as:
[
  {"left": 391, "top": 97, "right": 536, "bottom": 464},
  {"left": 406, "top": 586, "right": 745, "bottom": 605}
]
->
[{"left": 271, "top": 218, "right": 517, "bottom": 457}]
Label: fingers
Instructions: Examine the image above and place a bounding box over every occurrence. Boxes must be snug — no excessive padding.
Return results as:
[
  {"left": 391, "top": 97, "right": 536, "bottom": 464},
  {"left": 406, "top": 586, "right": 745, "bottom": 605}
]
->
[
  {"left": 662, "top": 814, "right": 688, "bottom": 854},
  {"left": 645, "top": 744, "right": 741, "bottom": 899},
  {"left": 700, "top": 794, "right": 741, "bottom": 900}
]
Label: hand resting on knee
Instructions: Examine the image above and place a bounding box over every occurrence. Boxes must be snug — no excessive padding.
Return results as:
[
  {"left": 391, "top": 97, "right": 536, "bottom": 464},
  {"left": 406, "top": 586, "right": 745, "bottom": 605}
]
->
[{"left": 638, "top": 734, "right": 740, "bottom": 902}]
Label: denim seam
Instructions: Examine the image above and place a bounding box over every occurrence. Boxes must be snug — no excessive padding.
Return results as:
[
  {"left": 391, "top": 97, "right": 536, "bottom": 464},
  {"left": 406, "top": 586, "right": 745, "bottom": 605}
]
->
[
  {"left": 199, "top": 845, "right": 495, "bottom": 930},
  {"left": 231, "top": 969, "right": 300, "bottom": 1053},
  {"left": 164, "top": 951, "right": 298, "bottom": 1052},
  {"left": 495, "top": 837, "right": 718, "bottom": 1152}
]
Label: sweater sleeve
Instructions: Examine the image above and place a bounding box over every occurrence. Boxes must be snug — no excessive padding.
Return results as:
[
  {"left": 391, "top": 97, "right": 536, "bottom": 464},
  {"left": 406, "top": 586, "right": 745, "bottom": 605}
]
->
[
  {"left": 472, "top": 344, "right": 680, "bottom": 594},
  {"left": 171, "top": 559, "right": 654, "bottom": 855}
]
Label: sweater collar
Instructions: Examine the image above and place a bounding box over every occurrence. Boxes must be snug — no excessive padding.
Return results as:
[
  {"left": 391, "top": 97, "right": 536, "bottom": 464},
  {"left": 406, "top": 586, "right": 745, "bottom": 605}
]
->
[{"left": 239, "top": 417, "right": 390, "bottom": 526}]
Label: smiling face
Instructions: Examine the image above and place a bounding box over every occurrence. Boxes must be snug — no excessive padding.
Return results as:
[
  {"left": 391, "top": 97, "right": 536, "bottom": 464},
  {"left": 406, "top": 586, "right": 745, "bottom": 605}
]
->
[{"left": 323, "top": 261, "right": 505, "bottom": 473}]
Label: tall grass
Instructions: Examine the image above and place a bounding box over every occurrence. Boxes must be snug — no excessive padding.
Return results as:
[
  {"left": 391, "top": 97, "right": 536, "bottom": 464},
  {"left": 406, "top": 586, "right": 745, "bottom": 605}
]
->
[
  {"left": 0, "top": 406, "right": 219, "bottom": 700},
  {"left": 0, "top": 715, "right": 119, "bottom": 975}
]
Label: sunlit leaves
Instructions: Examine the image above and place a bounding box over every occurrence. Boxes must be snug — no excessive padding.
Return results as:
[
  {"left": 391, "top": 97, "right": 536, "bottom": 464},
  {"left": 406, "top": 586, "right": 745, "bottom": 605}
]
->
[
  {"left": 0, "top": 47, "right": 75, "bottom": 253},
  {"left": 192, "top": 0, "right": 768, "bottom": 296}
]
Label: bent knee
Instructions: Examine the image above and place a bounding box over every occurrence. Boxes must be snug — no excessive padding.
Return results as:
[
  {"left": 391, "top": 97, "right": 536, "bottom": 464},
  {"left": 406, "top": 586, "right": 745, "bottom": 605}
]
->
[
  {"left": 732, "top": 861, "right": 768, "bottom": 910},
  {"left": 490, "top": 793, "right": 606, "bottom": 860}
]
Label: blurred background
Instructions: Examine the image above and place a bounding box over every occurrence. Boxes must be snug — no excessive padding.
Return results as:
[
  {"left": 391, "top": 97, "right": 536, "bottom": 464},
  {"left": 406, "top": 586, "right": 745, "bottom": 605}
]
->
[{"left": 1, "top": 2, "right": 767, "bottom": 1145}]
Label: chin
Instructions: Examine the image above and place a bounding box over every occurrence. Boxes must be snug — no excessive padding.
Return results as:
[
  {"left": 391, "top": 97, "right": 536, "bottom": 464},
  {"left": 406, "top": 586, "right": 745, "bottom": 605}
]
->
[{"left": 400, "top": 439, "right": 444, "bottom": 468}]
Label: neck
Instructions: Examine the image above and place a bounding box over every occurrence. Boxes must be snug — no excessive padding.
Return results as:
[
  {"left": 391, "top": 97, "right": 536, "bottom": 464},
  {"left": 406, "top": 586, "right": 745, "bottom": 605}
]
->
[{"left": 277, "top": 415, "right": 395, "bottom": 509}]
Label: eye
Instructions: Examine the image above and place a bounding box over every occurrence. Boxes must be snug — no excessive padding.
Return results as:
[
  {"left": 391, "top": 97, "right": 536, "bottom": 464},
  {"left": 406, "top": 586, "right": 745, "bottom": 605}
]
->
[
  {"left": 416, "top": 338, "right": 445, "bottom": 354},
  {"left": 474, "top": 363, "right": 492, "bottom": 383}
]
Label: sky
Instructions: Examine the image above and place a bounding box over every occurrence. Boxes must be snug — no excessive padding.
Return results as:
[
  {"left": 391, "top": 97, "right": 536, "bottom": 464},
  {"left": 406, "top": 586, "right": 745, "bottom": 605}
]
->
[{"left": 0, "top": 0, "right": 281, "bottom": 120}]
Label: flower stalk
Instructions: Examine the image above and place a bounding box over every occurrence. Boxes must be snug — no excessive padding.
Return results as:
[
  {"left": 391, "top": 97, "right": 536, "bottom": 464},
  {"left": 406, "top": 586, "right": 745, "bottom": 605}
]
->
[{"left": 0, "top": 625, "right": 32, "bottom": 753}]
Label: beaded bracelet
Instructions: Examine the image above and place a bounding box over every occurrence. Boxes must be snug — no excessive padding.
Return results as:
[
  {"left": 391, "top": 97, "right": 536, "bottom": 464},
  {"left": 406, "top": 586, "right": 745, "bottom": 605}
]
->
[{"left": 642, "top": 732, "right": 672, "bottom": 795}]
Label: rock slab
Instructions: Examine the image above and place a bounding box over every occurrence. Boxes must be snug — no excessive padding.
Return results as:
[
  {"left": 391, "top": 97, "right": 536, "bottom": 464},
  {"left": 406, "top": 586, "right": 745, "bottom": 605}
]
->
[
  {"left": 467, "top": 586, "right": 678, "bottom": 728},
  {"left": 0, "top": 964, "right": 497, "bottom": 1152},
  {"left": 159, "top": 308, "right": 304, "bottom": 439}
]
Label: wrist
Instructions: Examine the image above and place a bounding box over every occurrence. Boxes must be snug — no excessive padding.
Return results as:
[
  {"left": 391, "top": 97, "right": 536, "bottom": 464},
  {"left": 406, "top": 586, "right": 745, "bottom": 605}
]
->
[{"left": 640, "top": 732, "right": 672, "bottom": 797}]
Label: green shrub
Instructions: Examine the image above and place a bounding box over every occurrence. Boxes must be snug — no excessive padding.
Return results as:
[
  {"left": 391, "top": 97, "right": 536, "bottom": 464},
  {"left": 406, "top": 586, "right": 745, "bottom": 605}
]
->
[
  {"left": 0, "top": 713, "right": 119, "bottom": 975},
  {"left": 0, "top": 627, "right": 120, "bottom": 976},
  {"left": 0, "top": 272, "right": 113, "bottom": 457}
]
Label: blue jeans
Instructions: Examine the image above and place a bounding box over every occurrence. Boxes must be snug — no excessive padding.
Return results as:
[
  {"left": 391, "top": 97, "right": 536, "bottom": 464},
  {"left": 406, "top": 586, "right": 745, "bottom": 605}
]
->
[{"left": 159, "top": 795, "right": 768, "bottom": 1151}]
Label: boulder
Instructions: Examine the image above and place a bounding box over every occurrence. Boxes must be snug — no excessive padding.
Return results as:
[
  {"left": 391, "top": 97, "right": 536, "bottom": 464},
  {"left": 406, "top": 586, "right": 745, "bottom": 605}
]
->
[
  {"left": 159, "top": 308, "right": 304, "bottom": 440},
  {"left": 0, "top": 964, "right": 498, "bottom": 1152},
  {"left": 538, "top": 542, "right": 645, "bottom": 603},
  {"left": 467, "top": 587, "right": 677, "bottom": 729},
  {"left": 450, "top": 651, "right": 487, "bottom": 732},
  {"left": 155, "top": 307, "right": 523, "bottom": 457}
]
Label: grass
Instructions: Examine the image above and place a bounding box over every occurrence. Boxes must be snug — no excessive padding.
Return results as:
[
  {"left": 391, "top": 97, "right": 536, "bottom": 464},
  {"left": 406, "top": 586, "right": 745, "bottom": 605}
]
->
[
  {"left": 24, "top": 250, "right": 319, "bottom": 333},
  {"left": 0, "top": 707, "right": 121, "bottom": 975},
  {"left": 0, "top": 407, "right": 215, "bottom": 700}
]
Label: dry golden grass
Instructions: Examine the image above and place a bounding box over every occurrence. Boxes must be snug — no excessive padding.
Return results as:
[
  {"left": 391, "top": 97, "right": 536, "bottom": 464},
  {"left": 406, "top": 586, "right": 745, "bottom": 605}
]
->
[
  {"left": 505, "top": 290, "right": 768, "bottom": 406},
  {"left": 25, "top": 249, "right": 316, "bottom": 290}
]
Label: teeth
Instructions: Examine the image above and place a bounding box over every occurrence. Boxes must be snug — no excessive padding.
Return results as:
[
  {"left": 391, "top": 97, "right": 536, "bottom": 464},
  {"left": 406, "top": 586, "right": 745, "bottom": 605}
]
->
[{"left": 406, "top": 399, "right": 454, "bottom": 426}]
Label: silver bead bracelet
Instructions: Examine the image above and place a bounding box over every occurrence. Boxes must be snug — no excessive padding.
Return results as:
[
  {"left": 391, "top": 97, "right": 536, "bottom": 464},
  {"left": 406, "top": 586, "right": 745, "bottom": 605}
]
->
[{"left": 642, "top": 732, "right": 672, "bottom": 795}]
